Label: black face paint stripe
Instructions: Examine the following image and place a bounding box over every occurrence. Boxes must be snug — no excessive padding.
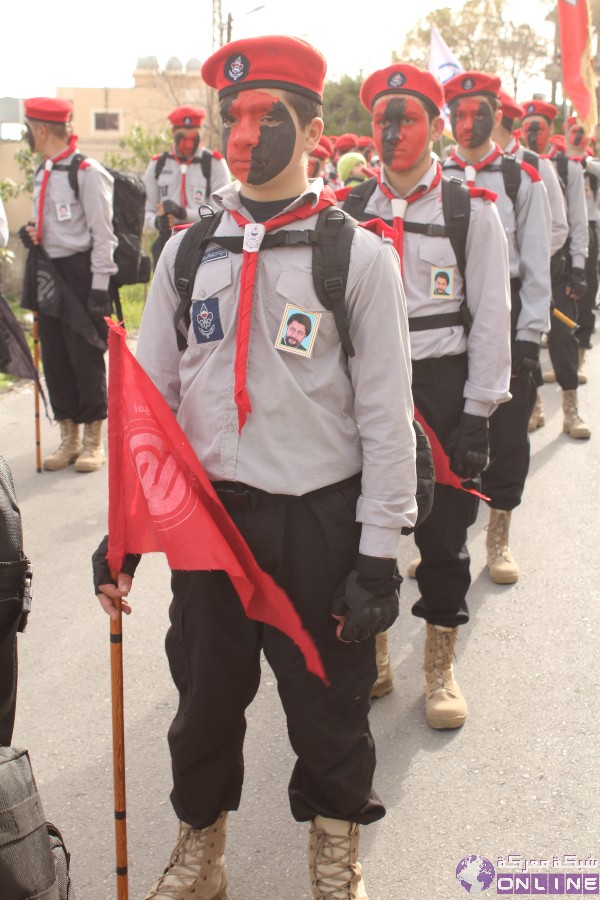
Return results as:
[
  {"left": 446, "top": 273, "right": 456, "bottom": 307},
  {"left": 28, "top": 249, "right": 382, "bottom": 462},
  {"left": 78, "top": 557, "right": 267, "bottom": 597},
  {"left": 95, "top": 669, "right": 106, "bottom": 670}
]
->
[
  {"left": 526, "top": 120, "right": 543, "bottom": 152},
  {"left": 380, "top": 98, "right": 407, "bottom": 166}
]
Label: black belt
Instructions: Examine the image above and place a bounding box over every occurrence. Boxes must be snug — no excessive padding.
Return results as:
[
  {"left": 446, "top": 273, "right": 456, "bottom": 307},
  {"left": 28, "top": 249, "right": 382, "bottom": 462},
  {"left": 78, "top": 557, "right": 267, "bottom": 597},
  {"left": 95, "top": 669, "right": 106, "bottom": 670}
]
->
[{"left": 212, "top": 473, "right": 361, "bottom": 513}]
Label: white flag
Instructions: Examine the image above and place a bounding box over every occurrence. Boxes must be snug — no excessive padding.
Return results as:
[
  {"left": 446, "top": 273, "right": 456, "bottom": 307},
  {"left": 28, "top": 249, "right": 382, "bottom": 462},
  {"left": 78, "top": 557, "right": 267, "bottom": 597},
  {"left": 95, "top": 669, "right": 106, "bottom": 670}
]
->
[{"left": 428, "top": 25, "right": 464, "bottom": 136}]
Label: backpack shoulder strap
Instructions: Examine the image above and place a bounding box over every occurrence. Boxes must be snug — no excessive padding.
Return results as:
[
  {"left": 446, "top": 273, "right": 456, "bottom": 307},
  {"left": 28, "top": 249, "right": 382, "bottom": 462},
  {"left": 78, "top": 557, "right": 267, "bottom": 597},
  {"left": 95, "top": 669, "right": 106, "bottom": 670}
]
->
[
  {"left": 200, "top": 150, "right": 212, "bottom": 197},
  {"left": 173, "top": 207, "right": 225, "bottom": 350},
  {"left": 501, "top": 154, "right": 521, "bottom": 209},
  {"left": 66, "top": 152, "right": 87, "bottom": 200},
  {"left": 522, "top": 149, "right": 539, "bottom": 170},
  {"left": 154, "top": 152, "right": 170, "bottom": 180},
  {"left": 441, "top": 176, "right": 472, "bottom": 334},
  {"left": 556, "top": 152, "right": 569, "bottom": 192},
  {"left": 311, "top": 207, "right": 358, "bottom": 358},
  {"left": 340, "top": 177, "right": 378, "bottom": 222}
]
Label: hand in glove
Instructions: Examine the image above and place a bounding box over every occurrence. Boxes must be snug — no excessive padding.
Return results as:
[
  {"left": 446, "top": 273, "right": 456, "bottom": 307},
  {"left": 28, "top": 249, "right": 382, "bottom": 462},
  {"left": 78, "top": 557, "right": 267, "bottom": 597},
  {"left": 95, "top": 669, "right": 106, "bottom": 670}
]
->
[
  {"left": 445, "top": 412, "right": 489, "bottom": 481},
  {"left": 402, "top": 419, "right": 434, "bottom": 535},
  {"left": 18, "top": 224, "right": 36, "bottom": 249},
  {"left": 511, "top": 340, "right": 540, "bottom": 376},
  {"left": 155, "top": 215, "right": 173, "bottom": 237},
  {"left": 92, "top": 534, "right": 141, "bottom": 621},
  {"left": 566, "top": 266, "right": 587, "bottom": 299},
  {"left": 162, "top": 199, "right": 187, "bottom": 220},
  {"left": 87, "top": 289, "right": 112, "bottom": 319},
  {"left": 331, "top": 554, "right": 402, "bottom": 642}
]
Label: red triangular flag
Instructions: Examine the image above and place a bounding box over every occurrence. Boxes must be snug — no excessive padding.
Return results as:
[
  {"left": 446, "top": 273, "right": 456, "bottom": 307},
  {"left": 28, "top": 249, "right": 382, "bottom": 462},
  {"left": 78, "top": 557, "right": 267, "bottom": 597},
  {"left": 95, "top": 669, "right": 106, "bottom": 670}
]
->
[
  {"left": 105, "top": 318, "right": 327, "bottom": 684},
  {"left": 413, "top": 406, "right": 489, "bottom": 501}
]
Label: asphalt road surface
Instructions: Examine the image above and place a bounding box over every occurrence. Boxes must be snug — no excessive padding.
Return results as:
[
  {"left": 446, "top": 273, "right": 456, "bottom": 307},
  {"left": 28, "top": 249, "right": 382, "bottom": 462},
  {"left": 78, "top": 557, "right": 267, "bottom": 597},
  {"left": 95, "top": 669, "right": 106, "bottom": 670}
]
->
[{"left": 1, "top": 339, "right": 599, "bottom": 900}]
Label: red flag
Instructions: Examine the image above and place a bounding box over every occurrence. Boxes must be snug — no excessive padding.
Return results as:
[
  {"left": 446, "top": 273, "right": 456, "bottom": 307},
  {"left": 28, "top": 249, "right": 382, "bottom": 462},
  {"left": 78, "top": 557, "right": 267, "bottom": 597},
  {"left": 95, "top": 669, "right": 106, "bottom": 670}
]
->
[
  {"left": 558, "top": 0, "right": 598, "bottom": 136},
  {"left": 105, "top": 318, "right": 327, "bottom": 684},
  {"left": 413, "top": 407, "right": 489, "bottom": 501}
]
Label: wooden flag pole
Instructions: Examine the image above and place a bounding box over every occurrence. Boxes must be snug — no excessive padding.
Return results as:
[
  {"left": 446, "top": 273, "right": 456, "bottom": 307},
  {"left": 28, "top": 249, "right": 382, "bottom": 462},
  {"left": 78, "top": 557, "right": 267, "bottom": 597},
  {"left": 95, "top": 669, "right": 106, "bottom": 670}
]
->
[
  {"left": 110, "top": 590, "right": 129, "bottom": 900},
  {"left": 32, "top": 313, "right": 42, "bottom": 473}
]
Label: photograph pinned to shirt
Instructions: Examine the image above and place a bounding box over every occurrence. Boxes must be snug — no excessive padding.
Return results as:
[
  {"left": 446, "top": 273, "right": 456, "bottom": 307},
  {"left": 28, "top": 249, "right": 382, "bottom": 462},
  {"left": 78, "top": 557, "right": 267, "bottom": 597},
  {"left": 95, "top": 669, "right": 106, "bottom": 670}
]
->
[
  {"left": 276, "top": 304, "right": 321, "bottom": 357},
  {"left": 56, "top": 202, "right": 71, "bottom": 221},
  {"left": 431, "top": 266, "right": 454, "bottom": 299},
  {"left": 193, "top": 188, "right": 206, "bottom": 204}
]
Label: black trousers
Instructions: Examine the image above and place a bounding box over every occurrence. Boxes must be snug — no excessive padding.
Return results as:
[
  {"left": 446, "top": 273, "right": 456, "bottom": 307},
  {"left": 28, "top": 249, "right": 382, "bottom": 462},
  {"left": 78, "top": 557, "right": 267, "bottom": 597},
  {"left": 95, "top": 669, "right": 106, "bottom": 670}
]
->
[
  {"left": 576, "top": 222, "right": 598, "bottom": 350},
  {"left": 548, "top": 278, "right": 580, "bottom": 391},
  {"left": 38, "top": 254, "right": 107, "bottom": 423},
  {"left": 165, "top": 478, "right": 385, "bottom": 829},
  {"left": 411, "top": 354, "right": 479, "bottom": 628},
  {"left": 480, "top": 371, "right": 537, "bottom": 511}
]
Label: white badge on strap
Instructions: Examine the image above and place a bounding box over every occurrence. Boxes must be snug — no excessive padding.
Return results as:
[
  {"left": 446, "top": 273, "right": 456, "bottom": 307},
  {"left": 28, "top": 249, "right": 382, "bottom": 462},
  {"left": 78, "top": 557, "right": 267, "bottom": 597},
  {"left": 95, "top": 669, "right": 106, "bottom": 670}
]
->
[
  {"left": 465, "top": 165, "right": 476, "bottom": 184},
  {"left": 180, "top": 164, "right": 188, "bottom": 175},
  {"left": 391, "top": 198, "right": 408, "bottom": 220},
  {"left": 243, "top": 222, "right": 266, "bottom": 253}
]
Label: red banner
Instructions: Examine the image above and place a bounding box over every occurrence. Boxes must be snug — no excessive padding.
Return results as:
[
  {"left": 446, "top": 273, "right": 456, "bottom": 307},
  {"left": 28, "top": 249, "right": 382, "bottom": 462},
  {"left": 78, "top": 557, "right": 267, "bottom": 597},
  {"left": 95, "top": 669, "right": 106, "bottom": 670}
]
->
[
  {"left": 558, "top": 0, "right": 598, "bottom": 136},
  {"left": 105, "top": 318, "right": 327, "bottom": 684}
]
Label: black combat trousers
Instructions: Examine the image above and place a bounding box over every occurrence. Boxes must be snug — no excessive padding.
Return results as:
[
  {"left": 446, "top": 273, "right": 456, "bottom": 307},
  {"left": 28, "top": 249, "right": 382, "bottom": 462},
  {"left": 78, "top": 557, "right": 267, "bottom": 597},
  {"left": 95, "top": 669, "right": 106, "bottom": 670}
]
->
[
  {"left": 548, "top": 278, "right": 579, "bottom": 391},
  {"left": 411, "top": 353, "right": 479, "bottom": 628},
  {"left": 576, "top": 221, "right": 598, "bottom": 350},
  {"left": 165, "top": 476, "right": 385, "bottom": 830}
]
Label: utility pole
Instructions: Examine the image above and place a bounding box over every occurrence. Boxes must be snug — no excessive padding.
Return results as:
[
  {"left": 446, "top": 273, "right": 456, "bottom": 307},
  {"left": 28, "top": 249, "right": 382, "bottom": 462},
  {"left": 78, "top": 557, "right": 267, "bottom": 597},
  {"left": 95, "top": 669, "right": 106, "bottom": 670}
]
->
[{"left": 207, "top": 0, "right": 225, "bottom": 152}]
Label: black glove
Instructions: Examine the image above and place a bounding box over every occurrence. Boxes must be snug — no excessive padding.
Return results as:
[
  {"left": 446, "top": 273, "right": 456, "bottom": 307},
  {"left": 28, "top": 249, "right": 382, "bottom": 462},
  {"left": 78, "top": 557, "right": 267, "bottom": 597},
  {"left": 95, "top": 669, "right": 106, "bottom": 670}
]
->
[
  {"left": 155, "top": 215, "right": 172, "bottom": 237},
  {"left": 87, "top": 289, "right": 112, "bottom": 319},
  {"left": 511, "top": 340, "right": 540, "bottom": 376},
  {"left": 18, "top": 225, "right": 35, "bottom": 250},
  {"left": 162, "top": 199, "right": 186, "bottom": 220},
  {"left": 567, "top": 266, "right": 587, "bottom": 299},
  {"left": 92, "top": 535, "right": 141, "bottom": 595},
  {"left": 446, "top": 412, "right": 489, "bottom": 480},
  {"left": 331, "top": 554, "right": 402, "bottom": 642}
]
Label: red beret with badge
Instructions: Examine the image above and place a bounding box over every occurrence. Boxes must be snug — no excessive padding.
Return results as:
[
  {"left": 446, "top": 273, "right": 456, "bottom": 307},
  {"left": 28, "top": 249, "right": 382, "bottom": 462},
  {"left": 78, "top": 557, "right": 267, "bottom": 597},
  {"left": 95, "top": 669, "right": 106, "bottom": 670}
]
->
[
  {"left": 201, "top": 35, "right": 327, "bottom": 103},
  {"left": 168, "top": 106, "right": 206, "bottom": 128},
  {"left": 443, "top": 71, "right": 501, "bottom": 106},
  {"left": 360, "top": 64, "right": 445, "bottom": 115},
  {"left": 521, "top": 99, "right": 558, "bottom": 122},
  {"left": 24, "top": 97, "right": 72, "bottom": 124},
  {"left": 499, "top": 90, "right": 524, "bottom": 122}
]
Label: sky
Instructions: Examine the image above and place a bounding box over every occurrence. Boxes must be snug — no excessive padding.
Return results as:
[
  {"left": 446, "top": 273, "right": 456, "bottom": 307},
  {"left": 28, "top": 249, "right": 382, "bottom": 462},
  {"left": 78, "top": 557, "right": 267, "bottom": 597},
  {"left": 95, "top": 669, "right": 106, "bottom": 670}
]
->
[{"left": 3, "top": 0, "right": 554, "bottom": 102}]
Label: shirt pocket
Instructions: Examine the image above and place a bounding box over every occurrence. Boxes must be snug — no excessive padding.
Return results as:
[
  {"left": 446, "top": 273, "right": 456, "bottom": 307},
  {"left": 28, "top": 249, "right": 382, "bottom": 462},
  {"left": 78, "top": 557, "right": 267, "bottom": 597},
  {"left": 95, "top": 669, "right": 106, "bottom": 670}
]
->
[
  {"left": 187, "top": 253, "right": 234, "bottom": 348},
  {"left": 417, "top": 236, "right": 462, "bottom": 301},
  {"left": 272, "top": 268, "right": 338, "bottom": 358}
]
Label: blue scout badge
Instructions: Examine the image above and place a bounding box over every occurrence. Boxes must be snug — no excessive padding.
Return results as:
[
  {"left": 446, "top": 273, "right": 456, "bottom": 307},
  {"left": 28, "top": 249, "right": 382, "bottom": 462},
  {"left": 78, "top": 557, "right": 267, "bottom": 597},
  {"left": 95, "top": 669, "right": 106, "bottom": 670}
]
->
[{"left": 192, "top": 298, "right": 224, "bottom": 343}]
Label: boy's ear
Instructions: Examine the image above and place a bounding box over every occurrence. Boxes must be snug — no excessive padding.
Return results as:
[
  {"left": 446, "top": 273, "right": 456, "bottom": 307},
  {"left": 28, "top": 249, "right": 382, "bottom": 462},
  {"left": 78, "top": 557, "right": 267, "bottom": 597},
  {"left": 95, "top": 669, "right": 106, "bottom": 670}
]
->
[
  {"left": 305, "top": 117, "right": 324, "bottom": 154},
  {"left": 431, "top": 116, "right": 445, "bottom": 142}
]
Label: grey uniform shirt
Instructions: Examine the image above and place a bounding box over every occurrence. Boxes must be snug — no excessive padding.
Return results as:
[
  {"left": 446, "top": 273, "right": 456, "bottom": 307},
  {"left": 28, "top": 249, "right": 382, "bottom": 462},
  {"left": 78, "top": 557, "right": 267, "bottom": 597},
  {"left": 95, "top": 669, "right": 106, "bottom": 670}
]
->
[
  {"left": 505, "top": 137, "right": 569, "bottom": 256},
  {"left": 350, "top": 160, "right": 511, "bottom": 418},
  {"left": 443, "top": 146, "right": 552, "bottom": 343},
  {"left": 32, "top": 151, "right": 118, "bottom": 291},
  {"left": 143, "top": 150, "right": 231, "bottom": 233},
  {"left": 546, "top": 148, "right": 589, "bottom": 269},
  {"left": 136, "top": 179, "right": 418, "bottom": 557}
]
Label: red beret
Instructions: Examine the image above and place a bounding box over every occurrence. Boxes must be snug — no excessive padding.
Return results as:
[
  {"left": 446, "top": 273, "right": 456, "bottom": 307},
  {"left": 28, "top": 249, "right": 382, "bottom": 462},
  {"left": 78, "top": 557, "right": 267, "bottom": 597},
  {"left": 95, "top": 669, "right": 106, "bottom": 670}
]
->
[
  {"left": 550, "top": 134, "right": 566, "bottom": 151},
  {"left": 315, "top": 135, "right": 334, "bottom": 157},
  {"left": 360, "top": 64, "right": 444, "bottom": 115},
  {"left": 201, "top": 35, "right": 327, "bottom": 104},
  {"left": 335, "top": 133, "right": 359, "bottom": 153},
  {"left": 521, "top": 99, "right": 558, "bottom": 121},
  {"left": 24, "top": 97, "right": 72, "bottom": 124},
  {"left": 310, "top": 144, "right": 329, "bottom": 161},
  {"left": 357, "top": 136, "right": 375, "bottom": 149},
  {"left": 443, "top": 71, "right": 501, "bottom": 106},
  {"left": 499, "top": 90, "right": 524, "bottom": 122},
  {"left": 168, "top": 106, "right": 206, "bottom": 127}
]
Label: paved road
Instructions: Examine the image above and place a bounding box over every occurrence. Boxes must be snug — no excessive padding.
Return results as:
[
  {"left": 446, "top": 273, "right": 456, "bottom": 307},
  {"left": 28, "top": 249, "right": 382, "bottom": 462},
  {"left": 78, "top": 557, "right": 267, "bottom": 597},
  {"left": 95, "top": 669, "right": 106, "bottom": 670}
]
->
[{"left": 1, "top": 340, "right": 599, "bottom": 900}]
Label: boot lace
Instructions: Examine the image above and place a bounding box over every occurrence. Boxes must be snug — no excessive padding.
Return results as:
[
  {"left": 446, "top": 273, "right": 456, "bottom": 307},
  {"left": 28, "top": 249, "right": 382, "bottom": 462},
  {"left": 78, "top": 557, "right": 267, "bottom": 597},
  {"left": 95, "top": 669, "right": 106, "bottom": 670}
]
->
[
  {"left": 425, "top": 629, "right": 458, "bottom": 697},
  {"left": 485, "top": 514, "right": 510, "bottom": 561},
  {"left": 312, "top": 829, "right": 360, "bottom": 899},
  {"left": 145, "top": 823, "right": 216, "bottom": 898}
]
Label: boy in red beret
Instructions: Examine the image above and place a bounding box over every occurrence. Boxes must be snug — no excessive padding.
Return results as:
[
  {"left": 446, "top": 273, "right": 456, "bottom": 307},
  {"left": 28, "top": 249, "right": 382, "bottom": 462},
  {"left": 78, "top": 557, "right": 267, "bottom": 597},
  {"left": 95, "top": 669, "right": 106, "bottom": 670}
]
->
[
  {"left": 143, "top": 105, "right": 231, "bottom": 267},
  {"left": 342, "top": 62, "right": 511, "bottom": 724},
  {"left": 441, "top": 73, "right": 554, "bottom": 585},
  {"left": 95, "top": 34, "right": 417, "bottom": 900},
  {"left": 520, "top": 99, "right": 591, "bottom": 438},
  {"left": 19, "top": 97, "right": 118, "bottom": 472}
]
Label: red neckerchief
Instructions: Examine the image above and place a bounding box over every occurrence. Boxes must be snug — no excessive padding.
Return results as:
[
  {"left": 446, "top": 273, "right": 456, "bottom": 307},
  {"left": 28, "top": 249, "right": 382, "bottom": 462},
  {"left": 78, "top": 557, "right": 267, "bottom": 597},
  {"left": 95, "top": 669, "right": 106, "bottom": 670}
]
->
[
  {"left": 36, "top": 135, "right": 79, "bottom": 243},
  {"left": 448, "top": 145, "right": 499, "bottom": 202},
  {"left": 377, "top": 161, "right": 442, "bottom": 271},
  {"left": 170, "top": 148, "right": 193, "bottom": 208},
  {"left": 228, "top": 186, "right": 337, "bottom": 432}
]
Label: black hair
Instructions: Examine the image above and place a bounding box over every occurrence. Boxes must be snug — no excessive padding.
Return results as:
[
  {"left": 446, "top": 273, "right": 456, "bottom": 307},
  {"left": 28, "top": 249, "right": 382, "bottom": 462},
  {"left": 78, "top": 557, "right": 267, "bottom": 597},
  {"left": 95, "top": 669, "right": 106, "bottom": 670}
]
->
[
  {"left": 288, "top": 312, "right": 312, "bottom": 336},
  {"left": 283, "top": 91, "right": 323, "bottom": 128},
  {"left": 435, "top": 271, "right": 450, "bottom": 284}
]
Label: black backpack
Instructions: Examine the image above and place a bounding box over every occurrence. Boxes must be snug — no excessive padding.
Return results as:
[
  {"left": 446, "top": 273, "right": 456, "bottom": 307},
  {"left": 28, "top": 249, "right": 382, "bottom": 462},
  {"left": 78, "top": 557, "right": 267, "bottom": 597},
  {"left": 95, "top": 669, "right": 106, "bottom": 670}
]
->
[
  {"left": 61, "top": 154, "right": 151, "bottom": 287},
  {"left": 172, "top": 204, "right": 435, "bottom": 532},
  {"left": 154, "top": 149, "right": 214, "bottom": 199}
]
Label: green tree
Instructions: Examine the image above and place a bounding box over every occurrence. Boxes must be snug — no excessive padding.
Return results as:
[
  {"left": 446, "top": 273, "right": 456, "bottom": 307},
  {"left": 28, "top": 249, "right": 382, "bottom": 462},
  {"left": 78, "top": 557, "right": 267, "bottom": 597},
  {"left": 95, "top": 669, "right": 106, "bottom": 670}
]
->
[
  {"left": 103, "top": 124, "right": 171, "bottom": 174},
  {"left": 400, "top": 0, "right": 549, "bottom": 97},
  {"left": 322, "top": 75, "right": 373, "bottom": 138},
  {"left": 0, "top": 146, "right": 37, "bottom": 203}
]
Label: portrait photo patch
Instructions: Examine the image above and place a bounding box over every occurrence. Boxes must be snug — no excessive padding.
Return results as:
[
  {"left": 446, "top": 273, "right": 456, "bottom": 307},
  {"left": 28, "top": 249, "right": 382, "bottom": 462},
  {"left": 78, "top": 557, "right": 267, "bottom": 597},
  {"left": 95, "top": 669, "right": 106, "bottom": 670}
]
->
[
  {"left": 431, "top": 266, "right": 454, "bottom": 299},
  {"left": 276, "top": 304, "right": 320, "bottom": 357},
  {"left": 192, "top": 297, "right": 224, "bottom": 344}
]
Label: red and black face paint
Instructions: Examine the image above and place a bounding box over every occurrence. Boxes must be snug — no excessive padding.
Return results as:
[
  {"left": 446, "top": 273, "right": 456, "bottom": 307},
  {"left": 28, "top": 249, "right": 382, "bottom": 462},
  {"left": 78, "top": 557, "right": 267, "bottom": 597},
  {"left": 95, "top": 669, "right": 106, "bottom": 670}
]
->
[
  {"left": 372, "top": 96, "right": 430, "bottom": 172},
  {"left": 450, "top": 97, "right": 495, "bottom": 148},
  {"left": 522, "top": 117, "right": 550, "bottom": 153},
  {"left": 568, "top": 124, "right": 586, "bottom": 148},
  {"left": 174, "top": 129, "right": 200, "bottom": 160},
  {"left": 220, "top": 90, "right": 298, "bottom": 185}
]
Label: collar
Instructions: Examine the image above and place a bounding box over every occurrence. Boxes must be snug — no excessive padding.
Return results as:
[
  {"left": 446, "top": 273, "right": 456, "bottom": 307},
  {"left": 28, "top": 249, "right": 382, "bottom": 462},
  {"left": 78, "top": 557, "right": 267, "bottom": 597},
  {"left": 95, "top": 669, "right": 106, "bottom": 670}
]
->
[
  {"left": 505, "top": 136, "right": 518, "bottom": 154},
  {"left": 380, "top": 157, "right": 438, "bottom": 199},
  {"left": 213, "top": 177, "right": 326, "bottom": 217},
  {"left": 452, "top": 143, "right": 499, "bottom": 165}
]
